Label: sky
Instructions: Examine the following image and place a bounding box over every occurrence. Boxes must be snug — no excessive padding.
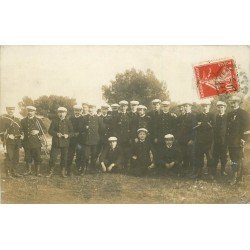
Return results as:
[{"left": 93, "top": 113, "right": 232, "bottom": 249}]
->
[{"left": 0, "top": 45, "right": 249, "bottom": 113}]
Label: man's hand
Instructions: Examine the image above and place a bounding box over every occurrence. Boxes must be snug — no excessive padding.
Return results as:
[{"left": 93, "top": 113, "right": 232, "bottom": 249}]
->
[
  {"left": 135, "top": 138, "right": 139, "bottom": 143},
  {"left": 241, "top": 139, "right": 246, "bottom": 147},
  {"left": 154, "top": 138, "right": 158, "bottom": 143},
  {"left": 169, "top": 162, "right": 175, "bottom": 168},
  {"left": 101, "top": 162, "right": 106, "bottom": 172},
  {"left": 31, "top": 130, "right": 39, "bottom": 135},
  {"left": 8, "top": 134, "right": 15, "bottom": 140},
  {"left": 57, "top": 133, "right": 62, "bottom": 138},
  {"left": 20, "top": 134, "right": 24, "bottom": 140},
  {"left": 132, "top": 155, "right": 137, "bottom": 160},
  {"left": 165, "top": 163, "right": 170, "bottom": 168},
  {"left": 107, "top": 163, "right": 115, "bottom": 172},
  {"left": 148, "top": 163, "right": 155, "bottom": 169},
  {"left": 188, "top": 140, "right": 194, "bottom": 146},
  {"left": 64, "top": 134, "right": 69, "bottom": 139}
]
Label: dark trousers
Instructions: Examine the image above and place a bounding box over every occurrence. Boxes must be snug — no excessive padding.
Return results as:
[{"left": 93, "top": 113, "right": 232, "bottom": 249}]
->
[
  {"left": 24, "top": 147, "right": 42, "bottom": 165},
  {"left": 194, "top": 143, "right": 214, "bottom": 175},
  {"left": 228, "top": 147, "right": 243, "bottom": 174},
  {"left": 84, "top": 145, "right": 98, "bottom": 169},
  {"left": 213, "top": 143, "right": 227, "bottom": 172},
  {"left": 179, "top": 143, "right": 195, "bottom": 172},
  {"left": 49, "top": 146, "right": 68, "bottom": 170},
  {"left": 5, "top": 144, "right": 20, "bottom": 174},
  {"left": 160, "top": 162, "right": 181, "bottom": 175},
  {"left": 67, "top": 143, "right": 82, "bottom": 173}
]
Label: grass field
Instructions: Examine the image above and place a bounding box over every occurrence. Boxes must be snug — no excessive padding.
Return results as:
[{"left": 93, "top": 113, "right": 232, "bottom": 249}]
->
[{"left": 1, "top": 149, "right": 249, "bottom": 204}]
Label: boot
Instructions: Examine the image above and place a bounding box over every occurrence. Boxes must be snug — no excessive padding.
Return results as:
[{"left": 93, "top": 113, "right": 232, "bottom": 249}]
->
[
  {"left": 24, "top": 164, "right": 32, "bottom": 176},
  {"left": 46, "top": 168, "right": 54, "bottom": 178},
  {"left": 36, "top": 165, "right": 42, "bottom": 177},
  {"left": 62, "top": 168, "right": 67, "bottom": 178}
]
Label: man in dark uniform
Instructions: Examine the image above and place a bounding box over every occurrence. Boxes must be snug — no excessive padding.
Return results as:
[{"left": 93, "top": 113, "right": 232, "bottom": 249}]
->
[
  {"left": 192, "top": 100, "right": 216, "bottom": 179},
  {"left": 78, "top": 104, "right": 103, "bottom": 173},
  {"left": 227, "top": 96, "right": 250, "bottom": 185},
  {"left": 178, "top": 101, "right": 196, "bottom": 176},
  {"left": 158, "top": 134, "right": 182, "bottom": 175},
  {"left": 99, "top": 136, "right": 123, "bottom": 172},
  {"left": 128, "top": 100, "right": 139, "bottom": 141},
  {"left": 130, "top": 128, "right": 155, "bottom": 176},
  {"left": 213, "top": 101, "right": 228, "bottom": 176},
  {"left": 47, "top": 107, "right": 74, "bottom": 178},
  {"left": 158, "top": 101, "right": 177, "bottom": 143},
  {"left": 175, "top": 103, "right": 186, "bottom": 143},
  {"left": 99, "top": 104, "right": 112, "bottom": 153},
  {"left": 0, "top": 106, "right": 23, "bottom": 178},
  {"left": 148, "top": 99, "right": 162, "bottom": 144},
  {"left": 130, "top": 105, "right": 151, "bottom": 141},
  {"left": 20, "top": 106, "right": 46, "bottom": 176},
  {"left": 109, "top": 104, "right": 120, "bottom": 136},
  {"left": 115, "top": 100, "right": 131, "bottom": 168},
  {"left": 67, "top": 104, "right": 82, "bottom": 176}
]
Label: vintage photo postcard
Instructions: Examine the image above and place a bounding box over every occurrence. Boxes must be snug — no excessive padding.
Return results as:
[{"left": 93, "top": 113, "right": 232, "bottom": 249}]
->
[{"left": 0, "top": 45, "right": 249, "bottom": 204}]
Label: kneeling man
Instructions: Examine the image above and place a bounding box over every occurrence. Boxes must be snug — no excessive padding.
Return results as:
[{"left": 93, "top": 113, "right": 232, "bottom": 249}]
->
[
  {"left": 99, "top": 137, "right": 123, "bottom": 172},
  {"left": 158, "top": 134, "right": 182, "bottom": 175},
  {"left": 130, "top": 128, "right": 155, "bottom": 175}
]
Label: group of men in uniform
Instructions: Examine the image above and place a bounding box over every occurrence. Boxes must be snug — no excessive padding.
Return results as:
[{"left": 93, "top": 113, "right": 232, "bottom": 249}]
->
[{"left": 0, "top": 95, "right": 249, "bottom": 185}]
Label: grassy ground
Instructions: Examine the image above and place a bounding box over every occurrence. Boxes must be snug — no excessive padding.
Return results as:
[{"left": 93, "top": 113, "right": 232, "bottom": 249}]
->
[{"left": 1, "top": 149, "right": 249, "bottom": 204}]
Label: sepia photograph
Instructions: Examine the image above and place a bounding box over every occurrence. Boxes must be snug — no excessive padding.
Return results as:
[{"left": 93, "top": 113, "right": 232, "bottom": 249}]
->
[{"left": 0, "top": 45, "right": 249, "bottom": 204}]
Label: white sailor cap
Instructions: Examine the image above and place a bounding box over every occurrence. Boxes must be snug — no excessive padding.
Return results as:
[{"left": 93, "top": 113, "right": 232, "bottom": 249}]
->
[
  {"left": 164, "top": 134, "right": 174, "bottom": 139},
  {"left": 130, "top": 100, "right": 139, "bottom": 105},
  {"left": 137, "top": 105, "right": 147, "bottom": 110},
  {"left": 119, "top": 100, "right": 129, "bottom": 106},
  {"left": 216, "top": 101, "right": 227, "bottom": 107},
  {"left": 152, "top": 99, "right": 161, "bottom": 104},
  {"left": 111, "top": 103, "right": 120, "bottom": 108},
  {"left": 199, "top": 99, "right": 211, "bottom": 105},
  {"left": 57, "top": 107, "right": 67, "bottom": 112},
  {"left": 101, "top": 104, "right": 110, "bottom": 109},
  {"left": 229, "top": 96, "right": 241, "bottom": 102},
  {"left": 161, "top": 101, "right": 171, "bottom": 106},
  {"left": 26, "top": 106, "right": 36, "bottom": 111},
  {"left": 108, "top": 136, "right": 118, "bottom": 141},
  {"left": 137, "top": 128, "right": 148, "bottom": 133},
  {"left": 73, "top": 104, "right": 82, "bottom": 110}
]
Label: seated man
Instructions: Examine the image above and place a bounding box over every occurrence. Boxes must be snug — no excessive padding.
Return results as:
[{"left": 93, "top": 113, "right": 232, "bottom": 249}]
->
[
  {"left": 99, "top": 137, "right": 123, "bottom": 172},
  {"left": 130, "top": 128, "right": 155, "bottom": 176},
  {"left": 158, "top": 134, "right": 182, "bottom": 175}
]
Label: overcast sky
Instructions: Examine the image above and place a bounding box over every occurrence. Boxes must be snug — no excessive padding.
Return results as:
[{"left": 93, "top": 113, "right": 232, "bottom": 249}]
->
[{"left": 0, "top": 45, "right": 249, "bottom": 113}]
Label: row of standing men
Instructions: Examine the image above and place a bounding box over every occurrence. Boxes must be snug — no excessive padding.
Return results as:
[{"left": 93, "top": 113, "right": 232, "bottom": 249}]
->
[{"left": 0, "top": 97, "right": 249, "bottom": 184}]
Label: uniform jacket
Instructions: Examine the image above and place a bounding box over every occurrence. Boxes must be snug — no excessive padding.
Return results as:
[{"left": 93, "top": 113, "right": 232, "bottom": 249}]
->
[
  {"left": 131, "top": 140, "right": 154, "bottom": 167},
  {"left": 109, "top": 111, "right": 119, "bottom": 136},
  {"left": 68, "top": 115, "right": 82, "bottom": 146},
  {"left": 158, "top": 112, "right": 177, "bottom": 140},
  {"left": 227, "top": 108, "right": 250, "bottom": 147},
  {"left": 178, "top": 112, "right": 197, "bottom": 145},
  {"left": 78, "top": 114, "right": 103, "bottom": 145},
  {"left": 158, "top": 142, "right": 182, "bottom": 165},
  {"left": 214, "top": 113, "right": 227, "bottom": 145},
  {"left": 115, "top": 112, "right": 131, "bottom": 144},
  {"left": 100, "top": 114, "right": 112, "bottom": 144},
  {"left": 148, "top": 110, "right": 162, "bottom": 140},
  {"left": 131, "top": 114, "right": 151, "bottom": 140},
  {"left": 0, "top": 115, "right": 21, "bottom": 145},
  {"left": 20, "top": 116, "right": 46, "bottom": 149},
  {"left": 48, "top": 117, "right": 74, "bottom": 148},
  {"left": 99, "top": 145, "right": 123, "bottom": 166},
  {"left": 194, "top": 112, "right": 215, "bottom": 145}
]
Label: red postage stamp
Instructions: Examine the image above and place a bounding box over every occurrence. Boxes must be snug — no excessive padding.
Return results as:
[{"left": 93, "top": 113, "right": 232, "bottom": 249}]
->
[{"left": 194, "top": 59, "right": 239, "bottom": 99}]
